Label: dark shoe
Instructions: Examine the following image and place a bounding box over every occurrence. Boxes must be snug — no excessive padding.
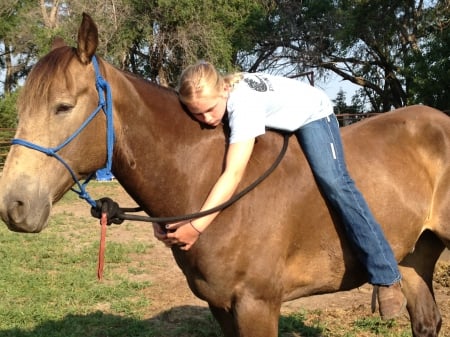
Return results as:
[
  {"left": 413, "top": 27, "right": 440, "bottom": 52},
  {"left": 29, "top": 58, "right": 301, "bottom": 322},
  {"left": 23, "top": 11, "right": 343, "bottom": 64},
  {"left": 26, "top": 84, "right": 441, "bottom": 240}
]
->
[{"left": 375, "top": 282, "right": 407, "bottom": 320}]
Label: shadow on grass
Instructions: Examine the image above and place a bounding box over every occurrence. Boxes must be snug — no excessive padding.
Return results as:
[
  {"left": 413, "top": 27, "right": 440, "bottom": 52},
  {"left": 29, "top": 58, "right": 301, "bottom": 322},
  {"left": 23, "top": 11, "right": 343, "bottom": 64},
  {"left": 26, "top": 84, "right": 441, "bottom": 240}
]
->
[{"left": 0, "top": 306, "right": 323, "bottom": 337}]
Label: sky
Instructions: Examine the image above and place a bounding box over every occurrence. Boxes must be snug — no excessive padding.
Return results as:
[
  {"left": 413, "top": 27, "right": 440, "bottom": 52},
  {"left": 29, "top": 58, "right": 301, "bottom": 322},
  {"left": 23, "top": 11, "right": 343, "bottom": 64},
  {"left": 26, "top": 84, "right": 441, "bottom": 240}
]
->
[{"left": 319, "top": 75, "right": 359, "bottom": 104}]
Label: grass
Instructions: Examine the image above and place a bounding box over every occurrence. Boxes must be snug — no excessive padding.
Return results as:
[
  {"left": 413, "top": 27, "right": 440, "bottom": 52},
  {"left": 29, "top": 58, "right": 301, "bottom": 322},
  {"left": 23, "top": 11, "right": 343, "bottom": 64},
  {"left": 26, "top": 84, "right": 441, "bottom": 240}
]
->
[
  {"left": 0, "top": 182, "right": 417, "bottom": 336},
  {"left": 0, "top": 186, "right": 156, "bottom": 336},
  {"left": 278, "top": 311, "right": 412, "bottom": 337}
]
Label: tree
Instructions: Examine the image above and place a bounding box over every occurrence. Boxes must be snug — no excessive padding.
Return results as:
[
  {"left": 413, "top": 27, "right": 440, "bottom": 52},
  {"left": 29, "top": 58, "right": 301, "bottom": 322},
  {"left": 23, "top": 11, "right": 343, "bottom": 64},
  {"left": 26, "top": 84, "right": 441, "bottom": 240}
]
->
[
  {"left": 333, "top": 89, "right": 348, "bottom": 115},
  {"left": 239, "top": 0, "right": 448, "bottom": 112},
  {"left": 0, "top": 0, "right": 78, "bottom": 95},
  {"left": 0, "top": 91, "right": 18, "bottom": 128},
  {"left": 0, "top": 0, "right": 449, "bottom": 114},
  {"left": 333, "top": 89, "right": 366, "bottom": 126},
  {"left": 405, "top": 0, "right": 450, "bottom": 111},
  {"left": 19, "top": 0, "right": 272, "bottom": 87},
  {"left": 114, "top": 0, "right": 272, "bottom": 86},
  {"left": 0, "top": 0, "right": 36, "bottom": 95}
]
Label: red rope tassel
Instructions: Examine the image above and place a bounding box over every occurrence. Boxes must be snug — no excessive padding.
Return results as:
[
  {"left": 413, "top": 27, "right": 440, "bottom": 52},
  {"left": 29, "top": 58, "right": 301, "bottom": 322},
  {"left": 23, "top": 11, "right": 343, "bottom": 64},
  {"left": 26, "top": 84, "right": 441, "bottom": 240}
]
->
[{"left": 97, "top": 212, "right": 108, "bottom": 280}]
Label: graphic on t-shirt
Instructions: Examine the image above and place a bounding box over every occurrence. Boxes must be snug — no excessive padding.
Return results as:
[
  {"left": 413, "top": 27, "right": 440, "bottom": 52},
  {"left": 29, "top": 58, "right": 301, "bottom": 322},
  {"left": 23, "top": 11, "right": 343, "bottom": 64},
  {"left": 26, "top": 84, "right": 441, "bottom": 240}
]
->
[{"left": 244, "top": 75, "right": 273, "bottom": 92}]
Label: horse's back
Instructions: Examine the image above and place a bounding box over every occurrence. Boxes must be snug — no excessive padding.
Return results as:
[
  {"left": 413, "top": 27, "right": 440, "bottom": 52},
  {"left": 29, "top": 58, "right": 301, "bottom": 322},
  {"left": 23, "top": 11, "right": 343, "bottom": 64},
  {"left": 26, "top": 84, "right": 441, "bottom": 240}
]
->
[
  {"left": 341, "top": 105, "right": 450, "bottom": 242},
  {"left": 343, "top": 105, "right": 450, "bottom": 155}
]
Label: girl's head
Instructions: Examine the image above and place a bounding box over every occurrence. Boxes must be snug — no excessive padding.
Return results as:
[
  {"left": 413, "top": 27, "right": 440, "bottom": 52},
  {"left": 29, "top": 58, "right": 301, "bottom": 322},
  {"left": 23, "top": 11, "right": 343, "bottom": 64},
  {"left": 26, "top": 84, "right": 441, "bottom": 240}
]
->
[
  {"left": 178, "top": 61, "right": 232, "bottom": 126},
  {"left": 178, "top": 61, "right": 223, "bottom": 105}
]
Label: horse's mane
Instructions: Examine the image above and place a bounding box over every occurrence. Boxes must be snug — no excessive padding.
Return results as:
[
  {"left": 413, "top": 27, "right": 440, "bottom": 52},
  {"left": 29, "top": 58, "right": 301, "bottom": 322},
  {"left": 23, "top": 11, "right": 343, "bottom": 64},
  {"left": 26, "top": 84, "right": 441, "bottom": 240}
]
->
[{"left": 18, "top": 46, "right": 76, "bottom": 114}]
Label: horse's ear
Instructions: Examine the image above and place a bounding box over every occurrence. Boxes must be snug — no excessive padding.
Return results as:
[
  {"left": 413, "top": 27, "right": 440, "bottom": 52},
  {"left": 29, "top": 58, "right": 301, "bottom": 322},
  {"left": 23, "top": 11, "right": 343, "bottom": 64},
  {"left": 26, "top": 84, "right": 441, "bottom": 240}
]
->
[
  {"left": 76, "top": 12, "right": 98, "bottom": 65},
  {"left": 51, "top": 37, "right": 66, "bottom": 50}
]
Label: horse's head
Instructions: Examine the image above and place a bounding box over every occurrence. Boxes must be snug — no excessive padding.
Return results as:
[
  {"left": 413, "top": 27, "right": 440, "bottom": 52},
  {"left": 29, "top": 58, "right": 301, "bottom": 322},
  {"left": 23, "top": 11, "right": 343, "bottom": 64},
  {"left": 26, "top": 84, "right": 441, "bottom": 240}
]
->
[{"left": 0, "top": 13, "right": 107, "bottom": 232}]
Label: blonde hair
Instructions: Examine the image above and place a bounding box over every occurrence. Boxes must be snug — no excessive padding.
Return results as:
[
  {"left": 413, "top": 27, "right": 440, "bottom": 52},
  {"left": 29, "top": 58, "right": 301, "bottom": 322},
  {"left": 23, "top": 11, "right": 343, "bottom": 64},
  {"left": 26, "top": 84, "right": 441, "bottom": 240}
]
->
[{"left": 178, "top": 61, "right": 243, "bottom": 105}]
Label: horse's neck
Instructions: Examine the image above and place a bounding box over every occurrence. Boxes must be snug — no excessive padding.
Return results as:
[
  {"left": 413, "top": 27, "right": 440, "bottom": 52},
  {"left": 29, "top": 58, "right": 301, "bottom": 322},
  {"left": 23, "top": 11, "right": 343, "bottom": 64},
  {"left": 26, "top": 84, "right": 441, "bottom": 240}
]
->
[{"left": 105, "top": 65, "right": 226, "bottom": 216}]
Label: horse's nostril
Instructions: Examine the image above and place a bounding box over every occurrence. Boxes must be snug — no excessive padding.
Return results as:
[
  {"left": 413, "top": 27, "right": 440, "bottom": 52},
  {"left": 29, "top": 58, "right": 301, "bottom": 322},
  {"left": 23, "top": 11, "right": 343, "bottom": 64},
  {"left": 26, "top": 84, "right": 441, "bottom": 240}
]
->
[
  {"left": 0, "top": 191, "right": 50, "bottom": 233},
  {"left": 7, "top": 199, "right": 29, "bottom": 225}
]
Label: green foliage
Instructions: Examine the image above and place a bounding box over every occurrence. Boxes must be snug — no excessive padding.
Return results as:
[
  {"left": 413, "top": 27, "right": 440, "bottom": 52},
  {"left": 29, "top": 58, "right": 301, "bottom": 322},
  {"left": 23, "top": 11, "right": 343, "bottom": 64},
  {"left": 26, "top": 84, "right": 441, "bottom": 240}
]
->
[
  {"left": 351, "top": 317, "right": 410, "bottom": 337},
  {"left": 252, "top": 0, "right": 449, "bottom": 112},
  {"left": 333, "top": 90, "right": 358, "bottom": 114},
  {"left": 405, "top": 19, "right": 450, "bottom": 111},
  {"left": 333, "top": 89, "right": 366, "bottom": 127},
  {"left": 279, "top": 311, "right": 325, "bottom": 336},
  {"left": 0, "top": 91, "right": 18, "bottom": 128},
  {"left": 0, "top": 222, "right": 151, "bottom": 334},
  {"left": 114, "top": 0, "right": 271, "bottom": 85},
  {"left": 0, "top": 0, "right": 43, "bottom": 92},
  {"left": 0, "top": 1, "right": 449, "bottom": 112}
]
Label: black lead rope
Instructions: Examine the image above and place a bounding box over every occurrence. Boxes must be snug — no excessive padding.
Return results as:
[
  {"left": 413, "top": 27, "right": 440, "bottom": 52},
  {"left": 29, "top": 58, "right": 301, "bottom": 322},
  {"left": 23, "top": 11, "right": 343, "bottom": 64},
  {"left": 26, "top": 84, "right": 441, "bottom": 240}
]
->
[{"left": 91, "top": 132, "right": 291, "bottom": 225}]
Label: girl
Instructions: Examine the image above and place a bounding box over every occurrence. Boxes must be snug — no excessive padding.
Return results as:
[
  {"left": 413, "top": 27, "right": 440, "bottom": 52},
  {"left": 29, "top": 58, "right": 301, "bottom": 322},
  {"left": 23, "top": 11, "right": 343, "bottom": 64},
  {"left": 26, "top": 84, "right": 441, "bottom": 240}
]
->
[{"left": 152, "top": 61, "right": 406, "bottom": 320}]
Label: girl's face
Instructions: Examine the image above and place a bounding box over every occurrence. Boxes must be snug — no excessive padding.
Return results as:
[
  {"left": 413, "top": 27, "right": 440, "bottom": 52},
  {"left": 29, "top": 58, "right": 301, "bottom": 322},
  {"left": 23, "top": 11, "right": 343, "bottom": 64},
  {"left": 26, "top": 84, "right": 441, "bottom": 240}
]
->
[{"left": 186, "top": 87, "right": 229, "bottom": 127}]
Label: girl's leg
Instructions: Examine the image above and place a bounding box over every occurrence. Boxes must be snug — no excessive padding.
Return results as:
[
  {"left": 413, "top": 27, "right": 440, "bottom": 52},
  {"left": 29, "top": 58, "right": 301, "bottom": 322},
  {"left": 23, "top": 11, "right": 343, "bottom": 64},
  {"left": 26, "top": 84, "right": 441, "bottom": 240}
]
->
[
  {"left": 295, "top": 114, "right": 406, "bottom": 319},
  {"left": 295, "top": 114, "right": 400, "bottom": 285}
]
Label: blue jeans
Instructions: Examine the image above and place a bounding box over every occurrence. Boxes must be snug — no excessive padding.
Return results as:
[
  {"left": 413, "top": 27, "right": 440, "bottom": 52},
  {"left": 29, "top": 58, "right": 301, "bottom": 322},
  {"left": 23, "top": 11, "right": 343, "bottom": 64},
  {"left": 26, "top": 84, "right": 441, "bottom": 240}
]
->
[{"left": 295, "top": 114, "right": 401, "bottom": 285}]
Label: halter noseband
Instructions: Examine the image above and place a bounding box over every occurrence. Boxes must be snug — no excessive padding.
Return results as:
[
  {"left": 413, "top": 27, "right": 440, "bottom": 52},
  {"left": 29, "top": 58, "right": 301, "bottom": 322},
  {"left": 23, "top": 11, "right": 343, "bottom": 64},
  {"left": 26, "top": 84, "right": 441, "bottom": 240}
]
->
[{"left": 11, "top": 55, "right": 114, "bottom": 207}]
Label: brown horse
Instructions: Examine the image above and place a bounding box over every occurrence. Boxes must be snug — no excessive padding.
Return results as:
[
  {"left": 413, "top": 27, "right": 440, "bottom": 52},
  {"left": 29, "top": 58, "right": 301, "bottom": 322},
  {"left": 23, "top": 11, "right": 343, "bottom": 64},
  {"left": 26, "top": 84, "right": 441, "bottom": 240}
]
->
[{"left": 0, "top": 13, "right": 449, "bottom": 337}]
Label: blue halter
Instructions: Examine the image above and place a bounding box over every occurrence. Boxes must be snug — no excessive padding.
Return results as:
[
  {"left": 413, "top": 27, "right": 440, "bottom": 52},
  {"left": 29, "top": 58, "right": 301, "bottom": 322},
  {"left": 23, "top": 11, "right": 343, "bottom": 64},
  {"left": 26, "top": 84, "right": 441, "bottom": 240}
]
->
[{"left": 11, "top": 55, "right": 115, "bottom": 207}]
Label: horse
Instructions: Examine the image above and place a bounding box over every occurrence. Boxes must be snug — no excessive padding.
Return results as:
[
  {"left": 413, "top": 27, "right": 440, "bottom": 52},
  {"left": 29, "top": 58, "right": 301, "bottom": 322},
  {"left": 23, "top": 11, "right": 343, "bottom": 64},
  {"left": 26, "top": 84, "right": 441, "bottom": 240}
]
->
[{"left": 0, "top": 13, "right": 449, "bottom": 337}]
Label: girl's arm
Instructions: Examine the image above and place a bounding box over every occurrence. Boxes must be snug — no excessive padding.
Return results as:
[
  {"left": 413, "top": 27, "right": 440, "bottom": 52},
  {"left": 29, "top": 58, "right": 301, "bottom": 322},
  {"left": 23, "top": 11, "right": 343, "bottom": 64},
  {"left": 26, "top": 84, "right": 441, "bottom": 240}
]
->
[{"left": 163, "top": 137, "right": 255, "bottom": 250}]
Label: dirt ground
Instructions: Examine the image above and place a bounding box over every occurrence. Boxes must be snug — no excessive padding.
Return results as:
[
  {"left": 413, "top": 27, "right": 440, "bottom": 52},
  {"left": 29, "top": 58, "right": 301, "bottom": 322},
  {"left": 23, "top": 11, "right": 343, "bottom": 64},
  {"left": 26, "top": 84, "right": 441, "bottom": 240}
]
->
[{"left": 53, "top": 182, "right": 450, "bottom": 336}]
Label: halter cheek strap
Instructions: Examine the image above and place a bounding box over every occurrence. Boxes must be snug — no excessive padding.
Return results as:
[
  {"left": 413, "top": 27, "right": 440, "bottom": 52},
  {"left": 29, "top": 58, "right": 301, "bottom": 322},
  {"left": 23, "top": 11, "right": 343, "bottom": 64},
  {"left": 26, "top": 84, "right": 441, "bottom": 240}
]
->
[{"left": 11, "top": 55, "right": 115, "bottom": 207}]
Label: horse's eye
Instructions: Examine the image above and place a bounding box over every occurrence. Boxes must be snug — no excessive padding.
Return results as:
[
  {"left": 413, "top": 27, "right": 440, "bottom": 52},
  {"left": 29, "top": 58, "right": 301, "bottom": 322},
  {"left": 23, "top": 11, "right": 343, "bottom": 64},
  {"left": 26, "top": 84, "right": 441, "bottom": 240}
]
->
[{"left": 55, "top": 104, "right": 73, "bottom": 114}]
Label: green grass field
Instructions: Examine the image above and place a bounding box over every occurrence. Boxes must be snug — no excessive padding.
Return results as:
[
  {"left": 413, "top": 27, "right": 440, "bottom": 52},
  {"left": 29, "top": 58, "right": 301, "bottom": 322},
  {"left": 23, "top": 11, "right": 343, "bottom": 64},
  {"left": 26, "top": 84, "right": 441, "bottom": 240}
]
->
[{"left": 0, "top": 205, "right": 153, "bottom": 336}]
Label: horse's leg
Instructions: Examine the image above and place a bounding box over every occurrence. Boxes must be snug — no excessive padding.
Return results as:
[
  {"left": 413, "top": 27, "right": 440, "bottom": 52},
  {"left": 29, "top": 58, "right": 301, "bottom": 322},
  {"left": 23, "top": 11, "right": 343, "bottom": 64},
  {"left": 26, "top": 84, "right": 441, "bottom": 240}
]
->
[
  {"left": 208, "top": 304, "right": 238, "bottom": 337},
  {"left": 209, "top": 296, "right": 280, "bottom": 337},
  {"left": 399, "top": 230, "right": 444, "bottom": 337},
  {"left": 232, "top": 295, "right": 281, "bottom": 337},
  {"left": 401, "top": 266, "right": 442, "bottom": 337}
]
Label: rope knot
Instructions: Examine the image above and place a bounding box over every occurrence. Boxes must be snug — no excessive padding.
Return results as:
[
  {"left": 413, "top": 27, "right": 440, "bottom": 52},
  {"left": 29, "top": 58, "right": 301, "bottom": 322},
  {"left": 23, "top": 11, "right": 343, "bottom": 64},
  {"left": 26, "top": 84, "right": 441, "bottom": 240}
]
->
[{"left": 91, "top": 197, "right": 125, "bottom": 225}]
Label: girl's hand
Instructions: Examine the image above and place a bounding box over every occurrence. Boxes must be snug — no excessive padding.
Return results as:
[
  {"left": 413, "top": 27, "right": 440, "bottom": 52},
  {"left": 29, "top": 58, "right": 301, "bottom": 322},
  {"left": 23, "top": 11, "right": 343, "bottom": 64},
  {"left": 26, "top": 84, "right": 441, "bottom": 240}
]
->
[
  {"left": 152, "top": 222, "right": 172, "bottom": 247},
  {"left": 165, "top": 221, "right": 201, "bottom": 251}
]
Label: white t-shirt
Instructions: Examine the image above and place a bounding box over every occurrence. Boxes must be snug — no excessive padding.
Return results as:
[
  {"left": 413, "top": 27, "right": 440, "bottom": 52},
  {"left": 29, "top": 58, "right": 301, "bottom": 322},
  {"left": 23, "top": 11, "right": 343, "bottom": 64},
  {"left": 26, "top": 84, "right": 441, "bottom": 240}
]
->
[{"left": 226, "top": 73, "right": 333, "bottom": 143}]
